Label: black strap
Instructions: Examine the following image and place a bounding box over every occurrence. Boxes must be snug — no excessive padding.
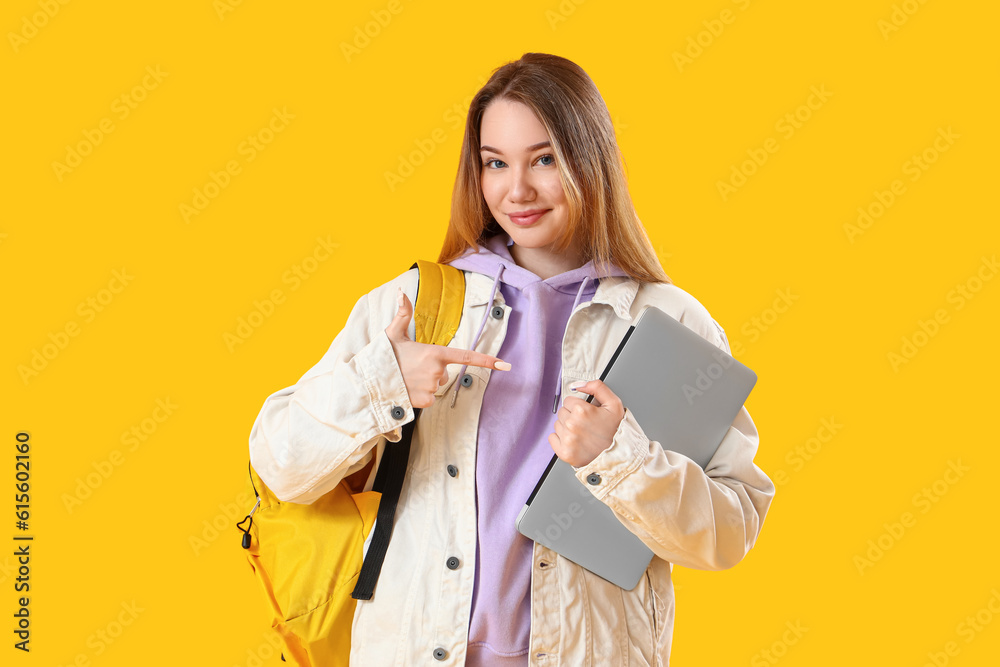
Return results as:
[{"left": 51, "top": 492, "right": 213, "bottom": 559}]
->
[{"left": 351, "top": 408, "right": 420, "bottom": 600}]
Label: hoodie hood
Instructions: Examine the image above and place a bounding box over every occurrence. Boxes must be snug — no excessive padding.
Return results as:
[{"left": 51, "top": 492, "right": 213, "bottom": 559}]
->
[{"left": 446, "top": 232, "right": 630, "bottom": 412}]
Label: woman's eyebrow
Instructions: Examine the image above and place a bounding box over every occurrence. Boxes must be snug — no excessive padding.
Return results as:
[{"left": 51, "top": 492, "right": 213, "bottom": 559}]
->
[{"left": 479, "top": 141, "right": 551, "bottom": 155}]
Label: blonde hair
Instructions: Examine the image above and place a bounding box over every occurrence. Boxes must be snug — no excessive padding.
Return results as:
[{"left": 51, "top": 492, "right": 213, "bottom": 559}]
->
[{"left": 437, "top": 52, "right": 670, "bottom": 285}]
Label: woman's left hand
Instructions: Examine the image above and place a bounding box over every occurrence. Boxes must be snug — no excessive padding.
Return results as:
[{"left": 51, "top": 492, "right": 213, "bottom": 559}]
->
[{"left": 548, "top": 379, "right": 627, "bottom": 468}]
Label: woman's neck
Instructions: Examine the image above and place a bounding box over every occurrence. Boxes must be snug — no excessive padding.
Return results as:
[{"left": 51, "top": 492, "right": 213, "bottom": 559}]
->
[{"left": 508, "top": 238, "right": 587, "bottom": 280}]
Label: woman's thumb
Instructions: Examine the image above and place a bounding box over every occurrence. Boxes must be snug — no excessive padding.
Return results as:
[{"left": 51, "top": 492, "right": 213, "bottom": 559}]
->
[{"left": 385, "top": 287, "right": 413, "bottom": 340}]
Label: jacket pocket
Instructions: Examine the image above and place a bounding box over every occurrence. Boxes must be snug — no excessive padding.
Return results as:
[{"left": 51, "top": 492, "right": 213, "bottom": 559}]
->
[
  {"left": 644, "top": 571, "right": 658, "bottom": 646},
  {"left": 432, "top": 361, "right": 462, "bottom": 398}
]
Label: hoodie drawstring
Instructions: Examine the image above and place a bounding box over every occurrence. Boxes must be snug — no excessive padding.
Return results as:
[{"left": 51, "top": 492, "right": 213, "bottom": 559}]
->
[
  {"left": 451, "top": 263, "right": 506, "bottom": 409},
  {"left": 551, "top": 276, "right": 599, "bottom": 413}
]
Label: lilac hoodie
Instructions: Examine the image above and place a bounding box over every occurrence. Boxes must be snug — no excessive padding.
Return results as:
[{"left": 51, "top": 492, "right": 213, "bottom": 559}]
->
[{"left": 446, "top": 232, "right": 628, "bottom": 666}]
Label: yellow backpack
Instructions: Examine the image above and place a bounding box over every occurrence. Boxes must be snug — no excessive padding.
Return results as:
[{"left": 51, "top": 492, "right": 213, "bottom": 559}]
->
[{"left": 236, "top": 261, "right": 466, "bottom": 666}]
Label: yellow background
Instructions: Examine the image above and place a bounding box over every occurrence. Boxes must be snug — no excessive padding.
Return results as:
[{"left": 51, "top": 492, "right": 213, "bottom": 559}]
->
[{"left": 3, "top": 0, "right": 998, "bottom": 665}]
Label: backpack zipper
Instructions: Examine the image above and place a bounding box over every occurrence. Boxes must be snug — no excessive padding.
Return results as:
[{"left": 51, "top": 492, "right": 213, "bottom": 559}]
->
[{"left": 237, "top": 461, "right": 261, "bottom": 549}]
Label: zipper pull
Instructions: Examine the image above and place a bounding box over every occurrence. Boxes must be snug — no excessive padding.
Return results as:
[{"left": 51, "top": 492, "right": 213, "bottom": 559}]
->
[{"left": 237, "top": 497, "right": 261, "bottom": 549}]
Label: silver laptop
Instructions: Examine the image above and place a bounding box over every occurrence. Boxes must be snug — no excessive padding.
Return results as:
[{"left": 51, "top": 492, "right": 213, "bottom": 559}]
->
[{"left": 515, "top": 305, "right": 757, "bottom": 590}]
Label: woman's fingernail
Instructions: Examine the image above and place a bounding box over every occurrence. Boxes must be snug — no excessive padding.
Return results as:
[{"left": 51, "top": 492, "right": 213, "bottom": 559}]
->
[
  {"left": 397, "top": 287, "right": 403, "bottom": 308},
  {"left": 569, "top": 380, "right": 588, "bottom": 390},
  {"left": 494, "top": 360, "right": 512, "bottom": 371}
]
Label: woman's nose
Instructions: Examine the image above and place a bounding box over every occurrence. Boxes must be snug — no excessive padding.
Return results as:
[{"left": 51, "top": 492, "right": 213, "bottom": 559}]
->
[{"left": 507, "top": 167, "right": 536, "bottom": 201}]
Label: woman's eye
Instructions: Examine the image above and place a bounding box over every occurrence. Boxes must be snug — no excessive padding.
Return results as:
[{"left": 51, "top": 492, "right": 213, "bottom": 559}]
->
[
  {"left": 484, "top": 158, "right": 506, "bottom": 169},
  {"left": 538, "top": 154, "right": 555, "bottom": 166}
]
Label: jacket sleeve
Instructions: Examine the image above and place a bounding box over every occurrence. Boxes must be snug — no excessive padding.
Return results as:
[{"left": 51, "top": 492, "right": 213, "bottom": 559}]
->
[
  {"left": 247, "top": 271, "right": 418, "bottom": 504},
  {"left": 573, "top": 316, "right": 775, "bottom": 571}
]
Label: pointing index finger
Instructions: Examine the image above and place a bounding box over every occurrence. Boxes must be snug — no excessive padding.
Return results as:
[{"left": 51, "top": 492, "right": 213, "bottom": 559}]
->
[{"left": 439, "top": 345, "right": 511, "bottom": 371}]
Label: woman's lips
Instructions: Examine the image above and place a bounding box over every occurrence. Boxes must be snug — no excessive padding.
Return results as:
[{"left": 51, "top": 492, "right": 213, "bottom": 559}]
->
[{"left": 508, "top": 210, "right": 547, "bottom": 226}]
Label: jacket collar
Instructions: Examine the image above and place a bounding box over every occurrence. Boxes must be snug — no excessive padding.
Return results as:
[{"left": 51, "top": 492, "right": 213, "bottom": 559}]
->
[{"left": 590, "top": 276, "right": 640, "bottom": 321}]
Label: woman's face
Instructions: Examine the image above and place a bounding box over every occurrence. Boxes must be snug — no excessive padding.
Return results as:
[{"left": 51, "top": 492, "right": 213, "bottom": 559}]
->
[{"left": 479, "top": 99, "right": 584, "bottom": 274}]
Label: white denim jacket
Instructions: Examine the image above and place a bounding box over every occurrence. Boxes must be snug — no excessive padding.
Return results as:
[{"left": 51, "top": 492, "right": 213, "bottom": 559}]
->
[{"left": 248, "top": 265, "right": 775, "bottom": 666}]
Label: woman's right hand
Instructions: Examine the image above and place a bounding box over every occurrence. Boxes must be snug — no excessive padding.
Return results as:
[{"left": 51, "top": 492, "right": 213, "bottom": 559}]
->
[{"left": 384, "top": 287, "right": 512, "bottom": 409}]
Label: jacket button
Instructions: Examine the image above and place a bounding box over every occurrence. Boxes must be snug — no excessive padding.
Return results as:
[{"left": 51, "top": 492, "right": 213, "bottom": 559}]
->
[
  {"left": 390, "top": 406, "right": 405, "bottom": 420},
  {"left": 433, "top": 647, "right": 448, "bottom": 660},
  {"left": 491, "top": 305, "right": 504, "bottom": 319},
  {"left": 446, "top": 556, "right": 460, "bottom": 570},
  {"left": 587, "top": 473, "right": 602, "bottom": 485},
  {"left": 447, "top": 465, "right": 458, "bottom": 477},
  {"left": 460, "top": 373, "right": 473, "bottom": 387}
]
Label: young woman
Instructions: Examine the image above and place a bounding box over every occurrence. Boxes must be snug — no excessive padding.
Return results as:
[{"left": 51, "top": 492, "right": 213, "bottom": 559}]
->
[{"left": 248, "top": 52, "right": 775, "bottom": 666}]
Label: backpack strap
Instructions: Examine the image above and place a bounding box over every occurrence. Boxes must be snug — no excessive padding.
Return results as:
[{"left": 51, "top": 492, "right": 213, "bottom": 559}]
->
[
  {"left": 351, "top": 260, "right": 465, "bottom": 601},
  {"left": 411, "top": 260, "right": 466, "bottom": 346}
]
